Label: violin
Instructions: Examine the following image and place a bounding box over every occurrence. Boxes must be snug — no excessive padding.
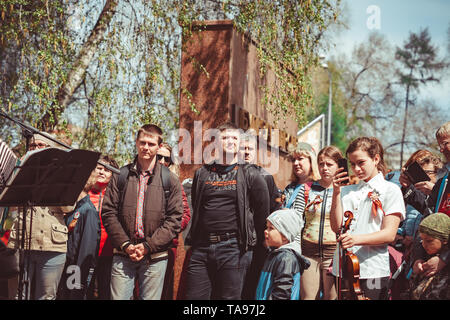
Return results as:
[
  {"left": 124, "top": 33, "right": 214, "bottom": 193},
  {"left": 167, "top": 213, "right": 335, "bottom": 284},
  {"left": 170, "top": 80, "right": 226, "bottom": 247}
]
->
[{"left": 337, "top": 210, "right": 369, "bottom": 300}]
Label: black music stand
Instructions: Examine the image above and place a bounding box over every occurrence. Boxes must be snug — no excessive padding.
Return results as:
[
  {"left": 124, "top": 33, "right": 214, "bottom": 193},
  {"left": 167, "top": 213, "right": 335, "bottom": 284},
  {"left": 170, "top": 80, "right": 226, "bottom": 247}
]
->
[{"left": 0, "top": 147, "right": 100, "bottom": 300}]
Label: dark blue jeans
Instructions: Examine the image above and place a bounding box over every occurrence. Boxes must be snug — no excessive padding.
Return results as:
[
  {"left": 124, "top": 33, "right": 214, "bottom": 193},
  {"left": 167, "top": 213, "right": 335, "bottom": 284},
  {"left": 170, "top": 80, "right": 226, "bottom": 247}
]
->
[{"left": 185, "top": 238, "right": 252, "bottom": 300}]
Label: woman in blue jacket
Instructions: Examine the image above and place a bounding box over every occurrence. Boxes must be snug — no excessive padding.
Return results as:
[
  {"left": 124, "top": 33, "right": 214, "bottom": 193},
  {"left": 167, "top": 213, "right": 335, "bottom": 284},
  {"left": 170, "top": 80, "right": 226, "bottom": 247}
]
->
[{"left": 59, "top": 170, "right": 101, "bottom": 300}]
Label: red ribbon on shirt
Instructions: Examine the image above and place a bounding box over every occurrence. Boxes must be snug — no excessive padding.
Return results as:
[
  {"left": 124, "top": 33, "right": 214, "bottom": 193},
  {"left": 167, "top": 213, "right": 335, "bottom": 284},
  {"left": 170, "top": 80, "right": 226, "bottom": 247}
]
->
[
  {"left": 368, "top": 191, "right": 385, "bottom": 218},
  {"left": 305, "top": 195, "right": 323, "bottom": 211}
]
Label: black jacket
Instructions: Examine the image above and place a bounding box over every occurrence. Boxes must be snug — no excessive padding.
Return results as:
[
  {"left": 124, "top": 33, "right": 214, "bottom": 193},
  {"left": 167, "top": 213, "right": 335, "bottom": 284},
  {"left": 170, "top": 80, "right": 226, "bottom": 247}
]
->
[
  {"left": 102, "top": 160, "right": 183, "bottom": 253},
  {"left": 256, "top": 166, "right": 282, "bottom": 214},
  {"left": 255, "top": 243, "right": 310, "bottom": 300},
  {"left": 403, "top": 173, "right": 449, "bottom": 216},
  {"left": 403, "top": 173, "right": 450, "bottom": 265},
  {"left": 185, "top": 163, "right": 270, "bottom": 252}
]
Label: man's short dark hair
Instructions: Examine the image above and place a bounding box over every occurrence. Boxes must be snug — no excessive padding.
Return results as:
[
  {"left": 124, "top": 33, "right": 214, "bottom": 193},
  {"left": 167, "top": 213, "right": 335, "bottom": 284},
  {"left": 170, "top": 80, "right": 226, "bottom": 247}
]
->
[{"left": 136, "top": 124, "right": 163, "bottom": 144}]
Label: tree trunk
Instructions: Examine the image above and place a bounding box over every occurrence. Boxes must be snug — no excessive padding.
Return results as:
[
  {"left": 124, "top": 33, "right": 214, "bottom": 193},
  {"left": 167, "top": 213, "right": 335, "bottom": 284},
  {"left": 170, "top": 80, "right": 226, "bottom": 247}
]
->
[
  {"left": 38, "top": 0, "right": 118, "bottom": 131},
  {"left": 399, "top": 78, "right": 411, "bottom": 169}
]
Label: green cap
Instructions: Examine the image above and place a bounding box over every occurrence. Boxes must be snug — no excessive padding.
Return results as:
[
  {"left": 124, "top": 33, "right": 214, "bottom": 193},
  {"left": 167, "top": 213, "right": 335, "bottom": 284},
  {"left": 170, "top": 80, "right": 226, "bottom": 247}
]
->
[{"left": 419, "top": 213, "right": 450, "bottom": 242}]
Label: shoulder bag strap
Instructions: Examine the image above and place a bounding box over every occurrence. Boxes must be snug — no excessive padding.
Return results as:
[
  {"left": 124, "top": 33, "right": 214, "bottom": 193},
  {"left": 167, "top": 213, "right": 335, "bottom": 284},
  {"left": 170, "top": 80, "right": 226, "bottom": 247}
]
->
[
  {"left": 160, "top": 165, "right": 171, "bottom": 211},
  {"left": 435, "top": 173, "right": 448, "bottom": 212},
  {"left": 286, "top": 184, "right": 303, "bottom": 209},
  {"left": 117, "top": 165, "right": 130, "bottom": 213}
]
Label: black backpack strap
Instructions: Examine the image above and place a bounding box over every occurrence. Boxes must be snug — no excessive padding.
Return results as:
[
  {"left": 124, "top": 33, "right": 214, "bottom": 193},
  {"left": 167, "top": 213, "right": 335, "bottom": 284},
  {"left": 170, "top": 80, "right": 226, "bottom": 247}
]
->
[
  {"left": 160, "top": 165, "right": 171, "bottom": 206},
  {"left": 117, "top": 165, "right": 130, "bottom": 213}
]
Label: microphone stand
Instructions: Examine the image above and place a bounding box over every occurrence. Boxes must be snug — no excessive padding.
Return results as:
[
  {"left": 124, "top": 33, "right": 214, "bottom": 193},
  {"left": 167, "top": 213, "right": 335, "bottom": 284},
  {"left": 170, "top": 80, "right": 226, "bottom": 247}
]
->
[
  {"left": 0, "top": 111, "right": 120, "bottom": 174},
  {"left": 0, "top": 110, "right": 117, "bottom": 299}
]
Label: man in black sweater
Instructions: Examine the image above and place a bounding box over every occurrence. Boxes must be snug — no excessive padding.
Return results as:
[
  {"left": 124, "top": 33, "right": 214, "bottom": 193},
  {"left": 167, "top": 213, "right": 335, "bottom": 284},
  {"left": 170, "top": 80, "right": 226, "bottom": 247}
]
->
[{"left": 184, "top": 122, "right": 270, "bottom": 300}]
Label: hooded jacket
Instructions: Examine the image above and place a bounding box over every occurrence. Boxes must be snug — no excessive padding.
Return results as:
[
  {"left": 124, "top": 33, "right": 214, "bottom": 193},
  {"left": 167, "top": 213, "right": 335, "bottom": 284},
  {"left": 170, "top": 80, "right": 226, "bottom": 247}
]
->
[
  {"left": 255, "top": 242, "right": 310, "bottom": 300},
  {"left": 255, "top": 209, "right": 310, "bottom": 300},
  {"left": 59, "top": 194, "right": 100, "bottom": 299}
]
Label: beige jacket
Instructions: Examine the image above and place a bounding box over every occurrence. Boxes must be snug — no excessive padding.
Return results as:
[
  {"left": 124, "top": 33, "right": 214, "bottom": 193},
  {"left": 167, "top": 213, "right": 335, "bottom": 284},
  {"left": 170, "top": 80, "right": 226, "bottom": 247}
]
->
[{"left": 8, "top": 206, "right": 68, "bottom": 253}]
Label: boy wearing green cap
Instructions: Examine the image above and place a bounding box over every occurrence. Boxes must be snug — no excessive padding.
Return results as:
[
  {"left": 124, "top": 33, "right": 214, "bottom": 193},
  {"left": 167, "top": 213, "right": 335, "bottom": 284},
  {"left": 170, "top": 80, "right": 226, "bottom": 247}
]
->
[{"left": 409, "top": 213, "right": 450, "bottom": 299}]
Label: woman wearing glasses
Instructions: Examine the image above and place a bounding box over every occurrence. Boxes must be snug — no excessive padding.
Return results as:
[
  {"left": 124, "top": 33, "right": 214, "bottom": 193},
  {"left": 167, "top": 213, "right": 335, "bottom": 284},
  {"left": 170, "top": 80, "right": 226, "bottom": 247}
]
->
[
  {"left": 399, "top": 122, "right": 450, "bottom": 286},
  {"left": 157, "top": 143, "right": 174, "bottom": 168},
  {"left": 389, "top": 150, "right": 442, "bottom": 247},
  {"left": 399, "top": 150, "right": 443, "bottom": 198},
  {"left": 391, "top": 149, "right": 444, "bottom": 297}
]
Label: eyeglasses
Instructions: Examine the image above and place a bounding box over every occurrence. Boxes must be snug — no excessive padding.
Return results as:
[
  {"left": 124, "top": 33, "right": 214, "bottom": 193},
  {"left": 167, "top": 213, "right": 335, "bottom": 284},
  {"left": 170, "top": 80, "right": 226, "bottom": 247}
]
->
[
  {"left": 424, "top": 170, "right": 437, "bottom": 177},
  {"left": 157, "top": 154, "right": 173, "bottom": 166},
  {"left": 438, "top": 140, "right": 449, "bottom": 150},
  {"left": 29, "top": 142, "right": 49, "bottom": 150}
]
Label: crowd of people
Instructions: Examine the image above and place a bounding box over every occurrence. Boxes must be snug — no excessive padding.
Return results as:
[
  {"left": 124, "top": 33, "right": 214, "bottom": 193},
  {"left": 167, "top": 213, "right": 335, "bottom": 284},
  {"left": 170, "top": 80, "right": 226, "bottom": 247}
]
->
[{"left": 0, "top": 120, "right": 449, "bottom": 300}]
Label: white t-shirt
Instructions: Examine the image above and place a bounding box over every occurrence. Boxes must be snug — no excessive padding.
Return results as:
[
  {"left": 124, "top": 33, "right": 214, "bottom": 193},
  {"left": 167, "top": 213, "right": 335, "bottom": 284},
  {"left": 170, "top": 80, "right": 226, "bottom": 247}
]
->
[{"left": 332, "top": 173, "right": 406, "bottom": 279}]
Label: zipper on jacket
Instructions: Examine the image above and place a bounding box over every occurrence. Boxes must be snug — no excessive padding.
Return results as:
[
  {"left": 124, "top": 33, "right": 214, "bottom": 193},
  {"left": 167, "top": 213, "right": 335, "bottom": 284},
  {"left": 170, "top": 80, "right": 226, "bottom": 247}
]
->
[
  {"left": 318, "top": 188, "right": 328, "bottom": 259},
  {"left": 435, "top": 174, "right": 448, "bottom": 212},
  {"left": 241, "top": 166, "right": 249, "bottom": 252},
  {"left": 187, "top": 168, "right": 205, "bottom": 244}
]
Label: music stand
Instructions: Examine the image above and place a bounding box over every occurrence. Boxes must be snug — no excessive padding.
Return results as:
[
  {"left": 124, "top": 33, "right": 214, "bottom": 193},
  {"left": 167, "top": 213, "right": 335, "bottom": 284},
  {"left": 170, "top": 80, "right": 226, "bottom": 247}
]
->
[{"left": 0, "top": 147, "right": 100, "bottom": 300}]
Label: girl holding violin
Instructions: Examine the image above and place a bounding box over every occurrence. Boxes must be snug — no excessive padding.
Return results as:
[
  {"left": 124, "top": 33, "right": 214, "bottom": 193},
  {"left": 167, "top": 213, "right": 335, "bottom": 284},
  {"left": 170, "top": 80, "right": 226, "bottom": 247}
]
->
[{"left": 330, "top": 137, "right": 406, "bottom": 300}]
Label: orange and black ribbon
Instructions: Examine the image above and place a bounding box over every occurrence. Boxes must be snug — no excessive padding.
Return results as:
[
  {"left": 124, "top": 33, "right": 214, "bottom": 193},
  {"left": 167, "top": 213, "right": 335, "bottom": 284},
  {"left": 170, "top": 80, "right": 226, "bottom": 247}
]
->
[{"left": 368, "top": 191, "right": 385, "bottom": 218}]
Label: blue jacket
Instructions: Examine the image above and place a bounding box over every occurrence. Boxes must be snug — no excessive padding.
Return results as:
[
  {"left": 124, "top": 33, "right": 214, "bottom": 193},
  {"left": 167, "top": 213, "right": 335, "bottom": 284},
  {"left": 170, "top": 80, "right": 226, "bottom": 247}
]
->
[
  {"left": 62, "top": 195, "right": 101, "bottom": 299},
  {"left": 255, "top": 242, "right": 310, "bottom": 300},
  {"left": 385, "top": 171, "right": 422, "bottom": 238},
  {"left": 402, "top": 172, "right": 450, "bottom": 266}
]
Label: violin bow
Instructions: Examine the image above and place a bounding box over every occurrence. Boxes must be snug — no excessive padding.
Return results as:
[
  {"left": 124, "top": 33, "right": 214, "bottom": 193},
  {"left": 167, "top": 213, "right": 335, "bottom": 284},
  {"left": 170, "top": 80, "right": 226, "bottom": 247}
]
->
[{"left": 337, "top": 228, "right": 343, "bottom": 300}]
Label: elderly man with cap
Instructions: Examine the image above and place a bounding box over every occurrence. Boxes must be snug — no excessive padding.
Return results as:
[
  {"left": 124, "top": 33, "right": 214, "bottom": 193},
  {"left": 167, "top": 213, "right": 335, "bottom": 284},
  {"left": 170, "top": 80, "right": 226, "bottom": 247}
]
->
[{"left": 7, "top": 133, "right": 70, "bottom": 300}]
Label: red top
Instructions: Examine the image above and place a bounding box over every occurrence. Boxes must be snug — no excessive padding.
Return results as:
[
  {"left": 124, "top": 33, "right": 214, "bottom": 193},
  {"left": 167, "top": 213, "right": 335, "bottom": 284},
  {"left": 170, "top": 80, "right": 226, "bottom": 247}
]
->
[
  {"left": 438, "top": 192, "right": 450, "bottom": 217},
  {"left": 172, "top": 185, "right": 191, "bottom": 247},
  {"left": 89, "top": 188, "right": 113, "bottom": 257}
]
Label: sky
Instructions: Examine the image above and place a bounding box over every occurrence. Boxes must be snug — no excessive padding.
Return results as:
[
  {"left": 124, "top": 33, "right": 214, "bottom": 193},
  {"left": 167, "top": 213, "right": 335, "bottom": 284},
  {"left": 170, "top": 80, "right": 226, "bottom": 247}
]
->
[{"left": 333, "top": 0, "right": 450, "bottom": 110}]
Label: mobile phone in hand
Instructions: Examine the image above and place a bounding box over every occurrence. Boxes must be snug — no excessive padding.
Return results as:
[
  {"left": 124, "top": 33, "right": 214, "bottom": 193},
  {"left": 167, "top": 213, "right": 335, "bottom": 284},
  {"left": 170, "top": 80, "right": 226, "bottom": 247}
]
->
[
  {"left": 338, "top": 158, "right": 350, "bottom": 185},
  {"left": 405, "top": 161, "right": 430, "bottom": 185}
]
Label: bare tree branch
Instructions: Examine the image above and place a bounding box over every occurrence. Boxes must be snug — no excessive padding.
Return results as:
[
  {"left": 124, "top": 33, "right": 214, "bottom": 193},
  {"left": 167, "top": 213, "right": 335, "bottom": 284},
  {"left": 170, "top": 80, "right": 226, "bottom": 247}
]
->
[{"left": 38, "top": 0, "right": 118, "bottom": 131}]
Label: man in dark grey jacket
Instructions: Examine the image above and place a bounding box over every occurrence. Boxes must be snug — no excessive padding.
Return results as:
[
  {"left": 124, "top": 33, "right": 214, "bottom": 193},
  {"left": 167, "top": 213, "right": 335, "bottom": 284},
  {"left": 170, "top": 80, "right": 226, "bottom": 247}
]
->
[
  {"left": 238, "top": 132, "right": 283, "bottom": 299},
  {"left": 101, "top": 124, "right": 183, "bottom": 300},
  {"left": 184, "top": 122, "right": 270, "bottom": 300}
]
